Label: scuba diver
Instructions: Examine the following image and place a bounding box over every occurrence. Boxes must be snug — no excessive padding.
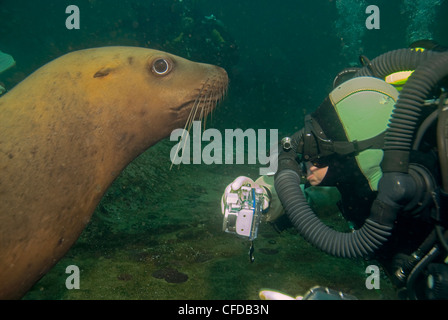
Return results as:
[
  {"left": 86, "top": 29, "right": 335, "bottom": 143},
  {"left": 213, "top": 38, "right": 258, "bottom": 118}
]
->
[{"left": 221, "top": 40, "right": 448, "bottom": 300}]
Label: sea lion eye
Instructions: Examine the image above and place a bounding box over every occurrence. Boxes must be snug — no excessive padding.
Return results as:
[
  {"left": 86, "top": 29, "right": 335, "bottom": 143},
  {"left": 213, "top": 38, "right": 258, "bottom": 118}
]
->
[{"left": 152, "top": 58, "right": 171, "bottom": 75}]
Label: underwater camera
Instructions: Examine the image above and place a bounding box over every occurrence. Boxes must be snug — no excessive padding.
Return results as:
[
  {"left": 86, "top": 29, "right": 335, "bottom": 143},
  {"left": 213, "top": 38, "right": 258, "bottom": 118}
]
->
[{"left": 222, "top": 186, "right": 264, "bottom": 241}]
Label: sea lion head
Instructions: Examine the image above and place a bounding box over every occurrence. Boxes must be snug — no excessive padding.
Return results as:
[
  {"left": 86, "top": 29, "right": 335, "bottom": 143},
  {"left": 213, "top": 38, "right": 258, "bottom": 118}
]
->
[{"left": 67, "top": 47, "right": 229, "bottom": 149}]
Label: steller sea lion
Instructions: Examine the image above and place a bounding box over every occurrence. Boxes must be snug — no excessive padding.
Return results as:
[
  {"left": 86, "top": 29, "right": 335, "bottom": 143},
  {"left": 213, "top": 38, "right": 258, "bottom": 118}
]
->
[{"left": 0, "top": 46, "right": 228, "bottom": 299}]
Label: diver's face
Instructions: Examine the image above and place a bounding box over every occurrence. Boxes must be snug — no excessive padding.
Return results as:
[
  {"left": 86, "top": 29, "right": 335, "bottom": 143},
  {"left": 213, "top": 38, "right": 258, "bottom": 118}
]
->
[{"left": 306, "top": 163, "right": 329, "bottom": 186}]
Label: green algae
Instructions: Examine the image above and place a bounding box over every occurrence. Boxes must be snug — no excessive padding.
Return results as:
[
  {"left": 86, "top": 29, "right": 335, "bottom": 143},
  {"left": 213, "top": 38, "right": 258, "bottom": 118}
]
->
[{"left": 24, "top": 140, "right": 397, "bottom": 300}]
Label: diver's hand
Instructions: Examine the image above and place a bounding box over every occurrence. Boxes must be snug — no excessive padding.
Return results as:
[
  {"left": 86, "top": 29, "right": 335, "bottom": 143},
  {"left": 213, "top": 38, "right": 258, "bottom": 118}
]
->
[
  {"left": 221, "top": 176, "right": 270, "bottom": 215},
  {"left": 259, "top": 290, "right": 302, "bottom": 300}
]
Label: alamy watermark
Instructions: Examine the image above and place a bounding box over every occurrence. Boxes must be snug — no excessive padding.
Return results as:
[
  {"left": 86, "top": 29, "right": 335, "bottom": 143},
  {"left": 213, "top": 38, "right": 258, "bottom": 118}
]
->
[
  {"left": 65, "top": 4, "right": 380, "bottom": 31},
  {"left": 63, "top": 263, "right": 381, "bottom": 292},
  {"left": 365, "top": 265, "right": 380, "bottom": 289},
  {"left": 65, "top": 265, "right": 80, "bottom": 290},
  {"left": 170, "top": 121, "right": 278, "bottom": 175},
  {"left": 65, "top": 5, "right": 80, "bottom": 30}
]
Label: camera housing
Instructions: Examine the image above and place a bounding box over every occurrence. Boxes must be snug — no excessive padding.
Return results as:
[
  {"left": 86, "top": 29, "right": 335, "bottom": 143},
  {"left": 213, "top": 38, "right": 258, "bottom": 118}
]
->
[{"left": 222, "top": 186, "right": 264, "bottom": 241}]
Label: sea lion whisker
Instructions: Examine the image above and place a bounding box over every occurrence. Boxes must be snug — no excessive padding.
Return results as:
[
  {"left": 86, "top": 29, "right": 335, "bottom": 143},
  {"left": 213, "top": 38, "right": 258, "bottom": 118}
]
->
[
  {"left": 169, "top": 79, "right": 210, "bottom": 169},
  {"left": 169, "top": 75, "right": 227, "bottom": 170},
  {"left": 207, "top": 79, "right": 222, "bottom": 123},
  {"left": 190, "top": 78, "right": 213, "bottom": 127},
  {"left": 199, "top": 83, "right": 211, "bottom": 128},
  {"left": 202, "top": 80, "right": 218, "bottom": 129},
  {"left": 188, "top": 84, "right": 207, "bottom": 130}
]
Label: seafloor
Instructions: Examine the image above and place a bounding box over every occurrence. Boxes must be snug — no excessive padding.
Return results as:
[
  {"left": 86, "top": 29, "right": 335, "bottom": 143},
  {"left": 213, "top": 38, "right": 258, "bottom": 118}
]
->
[{"left": 23, "top": 140, "right": 397, "bottom": 300}]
